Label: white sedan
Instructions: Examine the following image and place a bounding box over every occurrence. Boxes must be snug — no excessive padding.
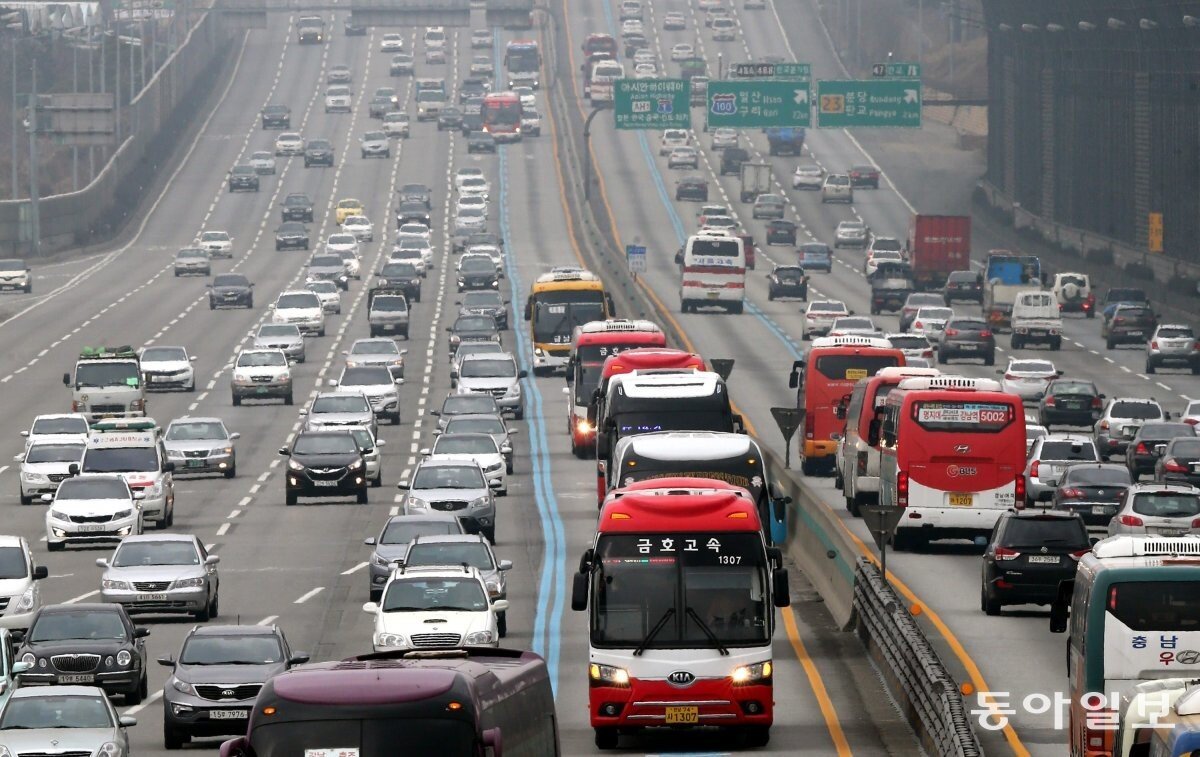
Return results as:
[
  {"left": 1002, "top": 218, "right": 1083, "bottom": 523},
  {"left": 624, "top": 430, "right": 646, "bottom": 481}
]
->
[
  {"left": 342, "top": 215, "right": 374, "bottom": 242},
  {"left": 325, "top": 232, "right": 360, "bottom": 257},
  {"left": 670, "top": 43, "right": 695, "bottom": 61},
  {"left": 396, "top": 223, "right": 432, "bottom": 245},
  {"left": 195, "top": 230, "right": 233, "bottom": 258},
  {"left": 380, "top": 33, "right": 405, "bottom": 52},
  {"left": 249, "top": 150, "right": 276, "bottom": 175},
  {"left": 1001, "top": 358, "right": 1060, "bottom": 401},
  {"left": 634, "top": 63, "right": 657, "bottom": 79},
  {"left": 274, "top": 132, "right": 303, "bottom": 156},
  {"left": 512, "top": 86, "right": 536, "bottom": 109},
  {"left": 793, "top": 164, "right": 824, "bottom": 189},
  {"left": 455, "top": 167, "right": 485, "bottom": 192},
  {"left": 456, "top": 195, "right": 489, "bottom": 218},
  {"left": 911, "top": 306, "right": 955, "bottom": 340}
]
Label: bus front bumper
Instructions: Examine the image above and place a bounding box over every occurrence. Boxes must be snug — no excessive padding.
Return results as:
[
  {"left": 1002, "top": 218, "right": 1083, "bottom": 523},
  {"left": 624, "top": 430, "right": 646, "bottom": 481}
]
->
[
  {"left": 589, "top": 678, "right": 772, "bottom": 730},
  {"left": 532, "top": 347, "right": 568, "bottom": 371}
]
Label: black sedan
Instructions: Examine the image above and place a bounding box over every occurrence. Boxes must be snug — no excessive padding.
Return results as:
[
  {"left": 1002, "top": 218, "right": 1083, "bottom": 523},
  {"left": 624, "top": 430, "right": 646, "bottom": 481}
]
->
[
  {"left": 280, "top": 430, "right": 369, "bottom": 505},
  {"left": 207, "top": 274, "right": 254, "bottom": 310},
  {"left": 375, "top": 261, "right": 423, "bottom": 303},
  {"left": 368, "top": 96, "right": 395, "bottom": 119},
  {"left": 675, "top": 176, "right": 709, "bottom": 202},
  {"left": 15, "top": 603, "right": 150, "bottom": 703},
  {"left": 274, "top": 221, "right": 310, "bottom": 251},
  {"left": 766, "top": 265, "right": 808, "bottom": 301},
  {"left": 980, "top": 511, "right": 1090, "bottom": 615},
  {"left": 936, "top": 316, "right": 996, "bottom": 365},
  {"left": 848, "top": 164, "right": 880, "bottom": 188},
  {"left": 281, "top": 192, "right": 314, "bottom": 222},
  {"left": 467, "top": 130, "right": 496, "bottom": 154},
  {"left": 446, "top": 314, "right": 502, "bottom": 358},
  {"left": 398, "top": 183, "right": 432, "bottom": 209},
  {"left": 461, "top": 111, "right": 484, "bottom": 136},
  {"left": 228, "top": 165, "right": 259, "bottom": 192},
  {"left": 766, "top": 219, "right": 797, "bottom": 246},
  {"left": 1038, "top": 379, "right": 1104, "bottom": 428},
  {"left": 943, "top": 269, "right": 983, "bottom": 304},
  {"left": 395, "top": 201, "right": 431, "bottom": 228},
  {"left": 343, "top": 18, "right": 367, "bottom": 35},
  {"left": 1128, "top": 422, "right": 1198, "bottom": 480},
  {"left": 261, "top": 104, "right": 291, "bottom": 129},
  {"left": 1158, "top": 437, "right": 1200, "bottom": 486},
  {"left": 1051, "top": 462, "right": 1132, "bottom": 529},
  {"left": 437, "top": 107, "right": 464, "bottom": 131}
]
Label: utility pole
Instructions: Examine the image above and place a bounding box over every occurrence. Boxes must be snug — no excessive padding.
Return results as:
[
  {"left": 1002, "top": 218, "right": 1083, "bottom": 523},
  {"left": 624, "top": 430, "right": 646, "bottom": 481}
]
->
[
  {"left": 10, "top": 42, "right": 18, "bottom": 200},
  {"left": 72, "top": 42, "right": 79, "bottom": 191},
  {"left": 27, "top": 66, "right": 40, "bottom": 258},
  {"left": 88, "top": 38, "right": 95, "bottom": 180},
  {"left": 113, "top": 29, "right": 121, "bottom": 144}
]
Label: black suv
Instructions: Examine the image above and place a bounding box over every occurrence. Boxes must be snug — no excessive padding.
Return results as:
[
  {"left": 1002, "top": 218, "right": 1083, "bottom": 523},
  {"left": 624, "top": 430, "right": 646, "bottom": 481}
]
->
[
  {"left": 208, "top": 273, "right": 254, "bottom": 310},
  {"left": 980, "top": 511, "right": 1090, "bottom": 615},
  {"left": 15, "top": 603, "right": 150, "bottom": 703},
  {"left": 766, "top": 265, "right": 808, "bottom": 301},
  {"left": 303, "top": 138, "right": 334, "bottom": 168},
  {"left": 467, "top": 130, "right": 496, "bottom": 154},
  {"left": 936, "top": 316, "right": 995, "bottom": 365},
  {"left": 280, "top": 430, "right": 369, "bottom": 506},
  {"left": 719, "top": 147, "right": 750, "bottom": 175},
  {"left": 159, "top": 624, "right": 308, "bottom": 749},
  {"left": 1128, "top": 422, "right": 1198, "bottom": 480},
  {"left": 228, "top": 165, "right": 259, "bottom": 192},
  {"left": 943, "top": 269, "right": 983, "bottom": 304},
  {"left": 1103, "top": 303, "right": 1158, "bottom": 349},
  {"left": 766, "top": 218, "right": 797, "bottom": 245},
  {"left": 398, "top": 183, "right": 432, "bottom": 208},
  {"left": 374, "top": 261, "right": 423, "bottom": 303},
  {"left": 1157, "top": 437, "right": 1200, "bottom": 487},
  {"left": 274, "top": 221, "right": 309, "bottom": 251},
  {"left": 461, "top": 110, "right": 484, "bottom": 136},
  {"left": 437, "top": 106, "right": 464, "bottom": 131},
  {"left": 281, "top": 192, "right": 314, "bottom": 222},
  {"left": 261, "top": 104, "right": 291, "bottom": 129}
]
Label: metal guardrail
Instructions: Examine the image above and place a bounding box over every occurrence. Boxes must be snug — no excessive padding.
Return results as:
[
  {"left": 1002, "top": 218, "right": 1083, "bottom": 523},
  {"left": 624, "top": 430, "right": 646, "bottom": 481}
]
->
[{"left": 854, "top": 559, "right": 984, "bottom": 757}]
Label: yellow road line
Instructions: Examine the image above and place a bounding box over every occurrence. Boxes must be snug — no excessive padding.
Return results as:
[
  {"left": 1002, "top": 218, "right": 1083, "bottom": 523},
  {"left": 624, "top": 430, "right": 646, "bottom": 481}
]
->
[{"left": 782, "top": 607, "right": 854, "bottom": 755}]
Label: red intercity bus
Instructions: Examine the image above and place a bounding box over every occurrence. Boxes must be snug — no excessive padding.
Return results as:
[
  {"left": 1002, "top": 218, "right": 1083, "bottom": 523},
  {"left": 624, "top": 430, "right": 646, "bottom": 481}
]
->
[
  {"left": 482, "top": 92, "right": 523, "bottom": 143},
  {"left": 878, "top": 375, "right": 1027, "bottom": 550},
  {"left": 788, "top": 336, "right": 905, "bottom": 476},
  {"left": 565, "top": 320, "right": 666, "bottom": 456}
]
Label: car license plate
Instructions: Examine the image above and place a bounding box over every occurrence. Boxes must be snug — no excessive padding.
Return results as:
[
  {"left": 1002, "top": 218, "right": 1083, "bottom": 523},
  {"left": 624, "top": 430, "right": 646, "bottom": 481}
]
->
[
  {"left": 314, "top": 479, "right": 338, "bottom": 487},
  {"left": 664, "top": 706, "right": 698, "bottom": 725},
  {"left": 256, "top": 387, "right": 270, "bottom": 394},
  {"left": 136, "top": 593, "right": 167, "bottom": 601},
  {"left": 77, "top": 524, "right": 107, "bottom": 533},
  {"left": 1092, "top": 505, "right": 1114, "bottom": 515},
  {"left": 187, "top": 459, "right": 206, "bottom": 468},
  {"left": 1128, "top": 331, "right": 1143, "bottom": 337},
  {"left": 948, "top": 493, "right": 973, "bottom": 507},
  {"left": 706, "top": 291, "right": 720, "bottom": 299},
  {"left": 1156, "top": 528, "right": 1186, "bottom": 536},
  {"left": 305, "top": 750, "right": 359, "bottom": 757},
  {"left": 209, "top": 709, "right": 249, "bottom": 720},
  {"left": 960, "top": 343, "right": 978, "bottom": 350},
  {"left": 1027, "top": 555, "right": 1060, "bottom": 564},
  {"left": 59, "top": 674, "right": 94, "bottom": 683}
]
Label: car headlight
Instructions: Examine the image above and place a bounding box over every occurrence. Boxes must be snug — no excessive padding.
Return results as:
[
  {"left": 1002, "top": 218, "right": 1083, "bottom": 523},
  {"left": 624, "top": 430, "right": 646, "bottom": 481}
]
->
[
  {"left": 232, "top": 372, "right": 251, "bottom": 384},
  {"left": 534, "top": 347, "right": 545, "bottom": 357},
  {"left": 375, "top": 632, "right": 406, "bottom": 648},
  {"left": 171, "top": 677, "right": 195, "bottom": 695},
  {"left": 485, "top": 462, "right": 503, "bottom": 473},
  {"left": 371, "top": 553, "right": 390, "bottom": 567},
  {"left": 464, "top": 630, "right": 495, "bottom": 645},
  {"left": 731, "top": 660, "right": 773, "bottom": 685},
  {"left": 20, "top": 471, "right": 49, "bottom": 483},
  {"left": 166, "top": 450, "right": 185, "bottom": 460},
  {"left": 116, "top": 650, "right": 132, "bottom": 667},
  {"left": 450, "top": 335, "right": 461, "bottom": 344},
  {"left": 20, "top": 653, "right": 35, "bottom": 668},
  {"left": 406, "top": 497, "right": 429, "bottom": 511},
  {"left": 349, "top": 459, "right": 364, "bottom": 471},
  {"left": 48, "top": 509, "right": 67, "bottom": 521},
  {"left": 174, "top": 577, "right": 206, "bottom": 589},
  {"left": 505, "top": 384, "right": 520, "bottom": 397},
  {"left": 470, "top": 495, "right": 490, "bottom": 508},
  {"left": 114, "top": 509, "right": 134, "bottom": 520},
  {"left": 145, "top": 481, "right": 163, "bottom": 497},
  {"left": 288, "top": 459, "right": 305, "bottom": 472},
  {"left": 588, "top": 663, "right": 630, "bottom": 687},
  {"left": 102, "top": 579, "right": 130, "bottom": 591},
  {"left": 279, "top": 371, "right": 291, "bottom": 381},
  {"left": 13, "top": 586, "right": 35, "bottom": 612},
  {"left": 484, "top": 579, "right": 501, "bottom": 597},
  {"left": 0, "top": 745, "right": 12, "bottom": 757}
]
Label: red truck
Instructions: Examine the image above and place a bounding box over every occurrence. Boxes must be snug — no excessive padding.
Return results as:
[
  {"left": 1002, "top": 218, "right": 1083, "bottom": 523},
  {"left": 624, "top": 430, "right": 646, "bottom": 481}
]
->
[{"left": 905, "top": 214, "right": 971, "bottom": 291}]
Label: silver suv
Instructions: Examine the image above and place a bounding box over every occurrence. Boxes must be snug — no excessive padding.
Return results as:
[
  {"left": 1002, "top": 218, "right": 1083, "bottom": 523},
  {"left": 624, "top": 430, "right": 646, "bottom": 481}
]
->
[
  {"left": 331, "top": 365, "right": 403, "bottom": 425},
  {"left": 399, "top": 460, "right": 497, "bottom": 543},
  {"left": 1093, "top": 398, "right": 1165, "bottom": 459},
  {"left": 1107, "top": 483, "right": 1200, "bottom": 537},
  {"left": 368, "top": 294, "right": 410, "bottom": 339},
  {"left": 453, "top": 353, "right": 526, "bottom": 420},
  {"left": 1146, "top": 323, "right": 1200, "bottom": 375},
  {"left": 1023, "top": 434, "right": 1100, "bottom": 505},
  {"left": 401, "top": 533, "right": 512, "bottom": 635}
]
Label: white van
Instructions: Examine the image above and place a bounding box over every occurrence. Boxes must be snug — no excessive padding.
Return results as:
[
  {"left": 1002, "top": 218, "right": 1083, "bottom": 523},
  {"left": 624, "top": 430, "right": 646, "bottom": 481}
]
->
[
  {"left": 679, "top": 232, "right": 745, "bottom": 314},
  {"left": 77, "top": 419, "right": 175, "bottom": 529}
]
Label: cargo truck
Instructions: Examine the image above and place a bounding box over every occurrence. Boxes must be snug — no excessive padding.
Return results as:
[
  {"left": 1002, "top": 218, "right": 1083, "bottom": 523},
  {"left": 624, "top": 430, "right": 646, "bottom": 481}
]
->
[
  {"left": 63, "top": 346, "right": 146, "bottom": 423},
  {"left": 739, "top": 162, "right": 771, "bottom": 203},
  {"left": 905, "top": 214, "right": 970, "bottom": 290},
  {"left": 765, "top": 127, "right": 805, "bottom": 156},
  {"left": 297, "top": 16, "right": 325, "bottom": 44},
  {"left": 982, "top": 251, "right": 1042, "bottom": 332}
]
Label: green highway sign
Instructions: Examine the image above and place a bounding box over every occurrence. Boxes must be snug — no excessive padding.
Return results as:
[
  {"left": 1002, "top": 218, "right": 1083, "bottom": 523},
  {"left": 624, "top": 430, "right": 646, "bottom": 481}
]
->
[
  {"left": 816, "top": 79, "right": 922, "bottom": 128},
  {"left": 730, "top": 62, "right": 812, "bottom": 82},
  {"left": 872, "top": 62, "right": 921, "bottom": 78},
  {"left": 706, "top": 80, "right": 811, "bottom": 128},
  {"left": 614, "top": 79, "right": 691, "bottom": 130}
]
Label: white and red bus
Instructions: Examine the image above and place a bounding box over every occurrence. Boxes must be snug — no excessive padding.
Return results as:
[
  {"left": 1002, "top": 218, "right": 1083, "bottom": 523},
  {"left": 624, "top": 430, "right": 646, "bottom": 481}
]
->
[
  {"left": 787, "top": 336, "right": 906, "bottom": 476},
  {"left": 679, "top": 232, "right": 746, "bottom": 314},
  {"left": 565, "top": 320, "right": 666, "bottom": 456},
  {"left": 570, "top": 489, "right": 790, "bottom": 750},
  {"left": 504, "top": 39, "right": 541, "bottom": 89},
  {"left": 878, "top": 376, "right": 1027, "bottom": 550},
  {"left": 482, "top": 92, "right": 523, "bottom": 143}
]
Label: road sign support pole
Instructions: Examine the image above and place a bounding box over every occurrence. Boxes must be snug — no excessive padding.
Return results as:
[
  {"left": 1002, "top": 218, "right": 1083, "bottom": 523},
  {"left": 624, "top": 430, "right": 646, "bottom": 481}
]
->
[
  {"left": 582, "top": 106, "right": 604, "bottom": 202},
  {"left": 27, "top": 67, "right": 40, "bottom": 258}
]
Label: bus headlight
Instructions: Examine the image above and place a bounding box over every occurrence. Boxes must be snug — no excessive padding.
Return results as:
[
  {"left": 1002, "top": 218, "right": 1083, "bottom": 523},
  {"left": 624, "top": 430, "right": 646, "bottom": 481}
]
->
[
  {"left": 588, "top": 663, "right": 630, "bottom": 687},
  {"left": 731, "top": 660, "right": 772, "bottom": 685}
]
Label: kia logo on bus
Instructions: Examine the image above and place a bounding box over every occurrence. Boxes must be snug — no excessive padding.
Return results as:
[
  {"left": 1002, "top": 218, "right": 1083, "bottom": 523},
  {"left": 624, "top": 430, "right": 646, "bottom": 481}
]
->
[
  {"left": 946, "top": 464, "right": 977, "bottom": 478},
  {"left": 667, "top": 671, "right": 696, "bottom": 687}
]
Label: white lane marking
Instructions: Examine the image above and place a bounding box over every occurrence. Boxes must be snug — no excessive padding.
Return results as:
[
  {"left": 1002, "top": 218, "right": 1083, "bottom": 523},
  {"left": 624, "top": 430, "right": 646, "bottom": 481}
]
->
[
  {"left": 65, "top": 589, "right": 100, "bottom": 604},
  {"left": 216, "top": 522, "right": 231, "bottom": 536},
  {"left": 294, "top": 587, "right": 324, "bottom": 604},
  {"left": 257, "top": 615, "right": 279, "bottom": 626},
  {"left": 341, "top": 562, "right": 369, "bottom": 575},
  {"left": 122, "top": 690, "right": 163, "bottom": 716}
]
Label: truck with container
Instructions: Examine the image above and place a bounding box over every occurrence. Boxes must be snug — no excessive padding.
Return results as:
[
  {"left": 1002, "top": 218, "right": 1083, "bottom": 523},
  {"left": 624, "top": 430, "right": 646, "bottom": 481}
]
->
[
  {"left": 905, "top": 214, "right": 970, "bottom": 290},
  {"left": 297, "top": 16, "right": 325, "bottom": 45},
  {"left": 1009, "top": 289, "right": 1063, "bottom": 350},
  {"left": 765, "top": 127, "right": 805, "bottom": 156},
  {"left": 982, "top": 251, "right": 1041, "bottom": 332},
  {"left": 62, "top": 346, "right": 146, "bottom": 424},
  {"left": 739, "top": 162, "right": 771, "bottom": 203}
]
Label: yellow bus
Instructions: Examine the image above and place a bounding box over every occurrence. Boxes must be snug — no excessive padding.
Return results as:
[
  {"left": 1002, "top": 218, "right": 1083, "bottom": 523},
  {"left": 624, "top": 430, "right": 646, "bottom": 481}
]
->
[{"left": 524, "top": 267, "right": 613, "bottom": 376}]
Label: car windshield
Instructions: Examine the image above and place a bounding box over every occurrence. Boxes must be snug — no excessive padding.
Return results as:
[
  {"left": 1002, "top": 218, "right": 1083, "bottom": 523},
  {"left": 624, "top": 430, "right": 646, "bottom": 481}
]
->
[
  {"left": 383, "top": 264, "right": 420, "bottom": 277},
  {"left": 1064, "top": 466, "right": 1131, "bottom": 486},
  {"left": 446, "top": 418, "right": 505, "bottom": 436},
  {"left": 1111, "top": 402, "right": 1162, "bottom": 419},
  {"left": 1132, "top": 492, "right": 1200, "bottom": 518},
  {"left": 0, "top": 547, "right": 27, "bottom": 579},
  {"left": 252, "top": 151, "right": 272, "bottom": 160},
  {"left": 200, "top": 232, "right": 228, "bottom": 242},
  {"left": 112, "top": 540, "right": 199, "bottom": 567},
  {"left": 166, "top": 422, "right": 226, "bottom": 441},
  {"left": 30, "top": 611, "right": 126, "bottom": 642},
  {"left": 25, "top": 443, "right": 84, "bottom": 464},
  {"left": 83, "top": 446, "right": 157, "bottom": 473},
  {"left": 308, "top": 282, "right": 338, "bottom": 294},
  {"left": 948, "top": 319, "right": 987, "bottom": 331},
  {"left": 1052, "top": 382, "right": 1097, "bottom": 396},
  {"left": 1040, "top": 441, "right": 1097, "bottom": 461},
  {"left": 329, "top": 235, "right": 356, "bottom": 246},
  {"left": 177, "top": 249, "right": 206, "bottom": 259},
  {"left": 341, "top": 367, "right": 392, "bottom": 386},
  {"left": 435, "top": 435, "right": 497, "bottom": 455},
  {"left": 1140, "top": 424, "right": 1196, "bottom": 439},
  {"left": 1010, "top": 361, "right": 1055, "bottom": 374},
  {"left": 73, "top": 361, "right": 139, "bottom": 388},
  {"left": 810, "top": 302, "right": 848, "bottom": 315},
  {"left": 277, "top": 294, "right": 319, "bottom": 309},
  {"left": 293, "top": 434, "right": 358, "bottom": 455},
  {"left": 179, "top": 635, "right": 284, "bottom": 665},
  {"left": 888, "top": 336, "right": 928, "bottom": 349},
  {"left": 381, "top": 520, "right": 461, "bottom": 544},
  {"left": 382, "top": 578, "right": 488, "bottom": 612},
  {"left": 213, "top": 275, "right": 249, "bottom": 287},
  {"left": 400, "top": 225, "right": 428, "bottom": 235},
  {"left": 456, "top": 316, "right": 495, "bottom": 331},
  {"left": 364, "top": 131, "right": 385, "bottom": 141},
  {"left": 1000, "top": 518, "right": 1088, "bottom": 549},
  {"left": 835, "top": 318, "right": 874, "bottom": 330},
  {"left": 459, "top": 207, "right": 484, "bottom": 219},
  {"left": 239, "top": 351, "right": 287, "bottom": 367},
  {"left": 463, "top": 292, "right": 502, "bottom": 307},
  {"left": 0, "top": 695, "right": 111, "bottom": 730},
  {"left": 442, "top": 396, "right": 499, "bottom": 414},
  {"left": 311, "top": 257, "right": 343, "bottom": 269},
  {"left": 461, "top": 258, "right": 494, "bottom": 273},
  {"left": 1170, "top": 440, "right": 1200, "bottom": 456},
  {"left": 308, "top": 140, "right": 331, "bottom": 149},
  {"left": 31, "top": 417, "right": 87, "bottom": 435},
  {"left": 142, "top": 347, "right": 187, "bottom": 363},
  {"left": 907, "top": 294, "right": 944, "bottom": 307},
  {"left": 916, "top": 307, "right": 954, "bottom": 320},
  {"left": 352, "top": 341, "right": 399, "bottom": 356},
  {"left": 56, "top": 478, "right": 128, "bottom": 500},
  {"left": 461, "top": 359, "right": 516, "bottom": 378},
  {"left": 1158, "top": 326, "right": 1194, "bottom": 338},
  {"left": 312, "top": 395, "right": 370, "bottom": 413},
  {"left": 412, "top": 465, "right": 485, "bottom": 489},
  {"left": 406, "top": 542, "right": 494, "bottom": 571},
  {"left": 373, "top": 297, "right": 407, "bottom": 312}
]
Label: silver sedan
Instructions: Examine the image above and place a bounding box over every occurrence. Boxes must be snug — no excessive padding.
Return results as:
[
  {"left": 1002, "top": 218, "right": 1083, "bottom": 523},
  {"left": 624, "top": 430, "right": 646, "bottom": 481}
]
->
[{"left": 98, "top": 533, "right": 220, "bottom": 620}]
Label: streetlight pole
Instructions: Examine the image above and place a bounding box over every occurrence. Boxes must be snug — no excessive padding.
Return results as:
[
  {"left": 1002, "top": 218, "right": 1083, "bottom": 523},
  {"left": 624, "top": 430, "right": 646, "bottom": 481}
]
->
[
  {"left": 27, "top": 65, "right": 41, "bottom": 258},
  {"left": 10, "top": 41, "right": 18, "bottom": 200},
  {"left": 582, "top": 106, "right": 604, "bottom": 202},
  {"left": 72, "top": 42, "right": 79, "bottom": 191}
]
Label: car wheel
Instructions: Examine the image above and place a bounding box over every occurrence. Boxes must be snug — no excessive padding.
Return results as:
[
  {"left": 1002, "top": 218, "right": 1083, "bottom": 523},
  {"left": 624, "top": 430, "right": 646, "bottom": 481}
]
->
[
  {"left": 126, "top": 675, "right": 146, "bottom": 705},
  {"left": 231, "top": 395, "right": 241, "bottom": 406},
  {"left": 506, "top": 461, "right": 514, "bottom": 475},
  {"left": 224, "top": 465, "right": 236, "bottom": 479},
  {"left": 286, "top": 491, "right": 297, "bottom": 506},
  {"left": 1146, "top": 362, "right": 1156, "bottom": 374},
  {"left": 210, "top": 593, "right": 219, "bottom": 619},
  {"left": 483, "top": 526, "right": 496, "bottom": 544},
  {"left": 284, "top": 392, "right": 294, "bottom": 406},
  {"left": 372, "top": 473, "right": 382, "bottom": 488},
  {"left": 594, "top": 728, "right": 619, "bottom": 750},
  {"left": 195, "top": 596, "right": 211, "bottom": 622},
  {"left": 163, "top": 726, "right": 187, "bottom": 750},
  {"left": 357, "top": 488, "right": 369, "bottom": 504},
  {"left": 982, "top": 585, "right": 1001, "bottom": 616},
  {"left": 497, "top": 611, "right": 507, "bottom": 638}
]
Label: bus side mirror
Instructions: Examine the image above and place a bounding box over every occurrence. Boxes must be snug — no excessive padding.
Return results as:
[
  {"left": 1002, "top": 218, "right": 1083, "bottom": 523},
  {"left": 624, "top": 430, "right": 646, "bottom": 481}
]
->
[
  {"left": 788, "top": 359, "right": 803, "bottom": 389},
  {"left": 1049, "top": 581, "right": 1073, "bottom": 633},
  {"left": 62, "top": 373, "right": 71, "bottom": 386},
  {"left": 772, "top": 568, "right": 790, "bottom": 608},
  {"left": 482, "top": 727, "right": 503, "bottom": 757},
  {"left": 571, "top": 571, "right": 589, "bottom": 612},
  {"left": 732, "top": 414, "right": 746, "bottom": 434}
]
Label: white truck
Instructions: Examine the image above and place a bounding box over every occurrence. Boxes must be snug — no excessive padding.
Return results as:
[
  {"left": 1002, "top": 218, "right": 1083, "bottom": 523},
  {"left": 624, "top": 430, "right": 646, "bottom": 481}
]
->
[
  {"left": 62, "top": 346, "right": 146, "bottom": 423},
  {"left": 738, "top": 162, "right": 771, "bottom": 203},
  {"left": 1010, "top": 289, "right": 1064, "bottom": 350},
  {"left": 588, "top": 60, "right": 625, "bottom": 105}
]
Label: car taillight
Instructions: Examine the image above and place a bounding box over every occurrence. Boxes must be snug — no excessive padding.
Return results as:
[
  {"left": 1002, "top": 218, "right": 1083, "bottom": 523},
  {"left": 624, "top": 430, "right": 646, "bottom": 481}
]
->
[
  {"left": 1191, "top": 517, "right": 1200, "bottom": 529},
  {"left": 1135, "top": 442, "right": 1149, "bottom": 455},
  {"left": 1070, "top": 549, "right": 1090, "bottom": 561},
  {"left": 1044, "top": 396, "right": 1056, "bottom": 406},
  {"left": 1099, "top": 420, "right": 1110, "bottom": 431},
  {"left": 1091, "top": 396, "right": 1103, "bottom": 409},
  {"left": 1082, "top": 301, "right": 1092, "bottom": 311},
  {"left": 944, "top": 328, "right": 959, "bottom": 337},
  {"left": 897, "top": 471, "right": 909, "bottom": 507},
  {"left": 1194, "top": 341, "right": 1200, "bottom": 351},
  {"left": 913, "top": 321, "right": 923, "bottom": 330},
  {"left": 1186, "top": 418, "right": 1199, "bottom": 426},
  {"left": 922, "top": 349, "right": 933, "bottom": 358},
  {"left": 1005, "top": 373, "right": 1017, "bottom": 380},
  {"left": 1165, "top": 458, "right": 1188, "bottom": 473},
  {"left": 1030, "top": 460, "right": 1040, "bottom": 477},
  {"left": 857, "top": 451, "right": 868, "bottom": 473},
  {"left": 1151, "top": 341, "right": 1159, "bottom": 350},
  {"left": 1060, "top": 487, "right": 1083, "bottom": 499},
  {"left": 1114, "top": 317, "right": 1125, "bottom": 324},
  {"left": 1015, "top": 474, "right": 1026, "bottom": 506},
  {"left": 994, "top": 547, "right": 1020, "bottom": 561},
  {"left": 1118, "top": 514, "right": 1144, "bottom": 527},
  {"left": 980, "top": 330, "right": 993, "bottom": 338}
]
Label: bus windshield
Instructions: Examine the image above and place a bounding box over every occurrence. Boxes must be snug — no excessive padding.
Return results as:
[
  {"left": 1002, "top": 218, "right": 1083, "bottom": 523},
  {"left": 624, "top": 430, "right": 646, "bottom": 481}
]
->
[
  {"left": 612, "top": 396, "right": 730, "bottom": 438},
  {"left": 533, "top": 301, "right": 606, "bottom": 343},
  {"left": 590, "top": 533, "right": 769, "bottom": 648},
  {"left": 249, "top": 717, "right": 477, "bottom": 755},
  {"left": 506, "top": 46, "right": 539, "bottom": 72}
]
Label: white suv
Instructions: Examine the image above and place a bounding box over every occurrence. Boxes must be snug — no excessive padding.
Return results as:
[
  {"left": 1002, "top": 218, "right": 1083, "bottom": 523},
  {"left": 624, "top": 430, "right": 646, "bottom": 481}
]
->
[
  {"left": 659, "top": 128, "right": 690, "bottom": 156},
  {"left": 363, "top": 565, "right": 507, "bottom": 652},
  {"left": 821, "top": 173, "right": 853, "bottom": 203},
  {"left": 0, "top": 536, "right": 47, "bottom": 629},
  {"left": 272, "top": 290, "right": 326, "bottom": 337},
  {"left": 803, "top": 300, "right": 850, "bottom": 340}
]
